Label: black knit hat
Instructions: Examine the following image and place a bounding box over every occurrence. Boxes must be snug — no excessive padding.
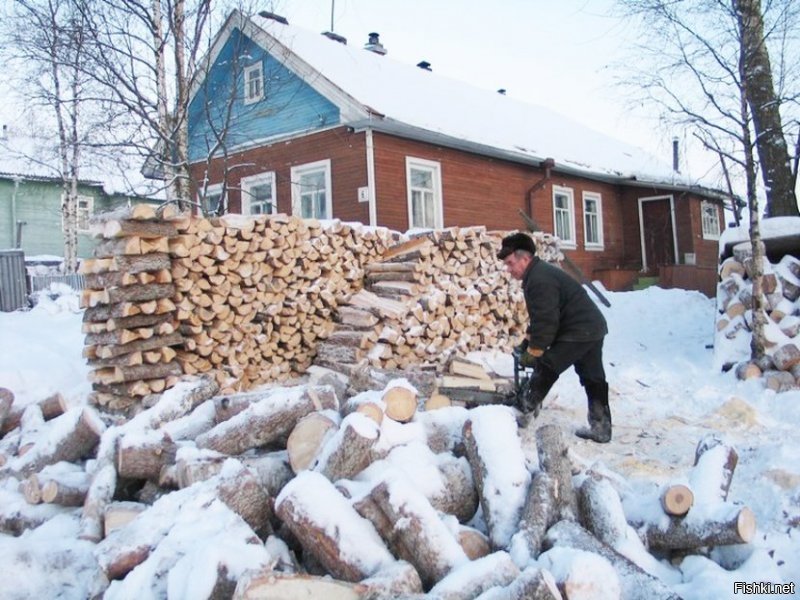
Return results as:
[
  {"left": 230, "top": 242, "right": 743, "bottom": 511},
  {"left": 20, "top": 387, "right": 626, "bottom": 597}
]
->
[{"left": 497, "top": 232, "right": 536, "bottom": 259}]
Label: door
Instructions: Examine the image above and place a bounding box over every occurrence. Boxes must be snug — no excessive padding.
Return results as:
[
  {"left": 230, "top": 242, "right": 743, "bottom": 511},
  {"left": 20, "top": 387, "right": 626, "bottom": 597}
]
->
[{"left": 639, "top": 196, "right": 677, "bottom": 273}]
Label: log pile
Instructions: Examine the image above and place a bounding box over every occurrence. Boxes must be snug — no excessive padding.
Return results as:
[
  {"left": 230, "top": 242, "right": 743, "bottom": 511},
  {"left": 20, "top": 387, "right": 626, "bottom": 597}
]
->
[
  {"left": 317, "top": 228, "right": 560, "bottom": 373},
  {"left": 168, "top": 214, "right": 398, "bottom": 393},
  {"left": 80, "top": 204, "right": 184, "bottom": 413},
  {"left": 716, "top": 245, "right": 800, "bottom": 389},
  {"left": 0, "top": 375, "right": 759, "bottom": 599}
]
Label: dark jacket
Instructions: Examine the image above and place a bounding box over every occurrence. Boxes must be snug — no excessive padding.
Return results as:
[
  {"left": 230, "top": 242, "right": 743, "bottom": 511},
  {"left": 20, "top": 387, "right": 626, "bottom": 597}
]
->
[{"left": 522, "top": 257, "right": 608, "bottom": 351}]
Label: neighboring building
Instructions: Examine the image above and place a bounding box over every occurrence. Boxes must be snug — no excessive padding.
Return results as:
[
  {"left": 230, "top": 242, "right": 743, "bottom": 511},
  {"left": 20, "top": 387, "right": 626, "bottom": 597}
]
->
[
  {"left": 187, "top": 10, "right": 732, "bottom": 296},
  {"left": 0, "top": 133, "right": 160, "bottom": 260}
]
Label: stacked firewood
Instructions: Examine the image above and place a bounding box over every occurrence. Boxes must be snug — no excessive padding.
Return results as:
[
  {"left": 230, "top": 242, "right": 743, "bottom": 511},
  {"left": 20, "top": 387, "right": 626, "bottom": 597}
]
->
[
  {"left": 317, "top": 228, "right": 560, "bottom": 372},
  {"left": 80, "top": 204, "right": 184, "bottom": 413},
  {"left": 0, "top": 377, "right": 757, "bottom": 598},
  {"left": 167, "top": 214, "right": 398, "bottom": 392},
  {"left": 716, "top": 242, "right": 800, "bottom": 389}
]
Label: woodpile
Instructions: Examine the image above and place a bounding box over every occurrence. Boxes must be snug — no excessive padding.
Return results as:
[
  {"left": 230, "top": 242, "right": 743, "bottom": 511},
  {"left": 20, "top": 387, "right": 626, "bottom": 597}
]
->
[
  {"left": 716, "top": 245, "right": 800, "bottom": 389},
  {"left": 80, "top": 210, "right": 554, "bottom": 414},
  {"left": 317, "top": 228, "right": 559, "bottom": 373}
]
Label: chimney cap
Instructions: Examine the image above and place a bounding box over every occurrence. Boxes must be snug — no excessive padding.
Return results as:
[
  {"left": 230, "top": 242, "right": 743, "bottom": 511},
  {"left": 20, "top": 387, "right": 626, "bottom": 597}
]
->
[
  {"left": 322, "top": 31, "right": 347, "bottom": 44},
  {"left": 364, "top": 32, "right": 387, "bottom": 55},
  {"left": 417, "top": 60, "right": 432, "bottom": 71},
  {"left": 497, "top": 88, "right": 507, "bottom": 95}
]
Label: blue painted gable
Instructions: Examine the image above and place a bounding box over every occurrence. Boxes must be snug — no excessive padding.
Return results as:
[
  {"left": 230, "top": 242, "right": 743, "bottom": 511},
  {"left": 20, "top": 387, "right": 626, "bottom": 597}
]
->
[{"left": 188, "top": 28, "right": 340, "bottom": 163}]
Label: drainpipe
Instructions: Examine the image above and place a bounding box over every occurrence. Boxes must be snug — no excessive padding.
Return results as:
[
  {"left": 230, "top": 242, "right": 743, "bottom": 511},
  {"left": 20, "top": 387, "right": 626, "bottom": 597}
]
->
[
  {"left": 525, "top": 158, "right": 555, "bottom": 220},
  {"left": 11, "top": 177, "right": 22, "bottom": 247},
  {"left": 365, "top": 128, "right": 377, "bottom": 226}
]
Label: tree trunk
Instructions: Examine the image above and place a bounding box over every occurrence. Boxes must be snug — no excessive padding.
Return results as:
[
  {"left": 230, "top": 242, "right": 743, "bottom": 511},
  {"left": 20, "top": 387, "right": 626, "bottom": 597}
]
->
[{"left": 734, "top": 0, "right": 798, "bottom": 217}]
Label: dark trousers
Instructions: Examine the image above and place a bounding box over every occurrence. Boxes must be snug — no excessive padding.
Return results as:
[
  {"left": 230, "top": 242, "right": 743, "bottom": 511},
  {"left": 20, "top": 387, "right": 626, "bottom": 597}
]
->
[{"left": 539, "top": 338, "right": 606, "bottom": 387}]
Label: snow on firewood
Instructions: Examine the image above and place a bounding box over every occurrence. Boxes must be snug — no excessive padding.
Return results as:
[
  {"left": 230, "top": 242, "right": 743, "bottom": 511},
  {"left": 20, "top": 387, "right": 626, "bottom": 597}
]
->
[
  {"left": 428, "top": 550, "right": 520, "bottom": 599},
  {"left": 104, "top": 498, "right": 270, "bottom": 600},
  {"left": 312, "top": 411, "right": 380, "bottom": 481},
  {"left": 538, "top": 545, "right": 622, "bottom": 600},
  {"left": 274, "top": 470, "right": 395, "bottom": 581},
  {"left": 464, "top": 405, "right": 531, "bottom": 549}
]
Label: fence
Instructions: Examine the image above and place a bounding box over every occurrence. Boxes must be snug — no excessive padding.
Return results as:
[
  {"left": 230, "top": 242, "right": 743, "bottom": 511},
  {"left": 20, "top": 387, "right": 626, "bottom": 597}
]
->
[
  {"left": 0, "top": 250, "right": 27, "bottom": 312},
  {"left": 29, "top": 274, "right": 86, "bottom": 294}
]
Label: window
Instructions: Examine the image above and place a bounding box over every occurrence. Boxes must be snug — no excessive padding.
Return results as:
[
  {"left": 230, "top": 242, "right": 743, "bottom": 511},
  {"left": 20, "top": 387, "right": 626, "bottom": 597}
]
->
[
  {"left": 241, "top": 172, "right": 276, "bottom": 215},
  {"left": 701, "top": 201, "right": 721, "bottom": 240},
  {"left": 406, "top": 157, "right": 443, "bottom": 229},
  {"left": 552, "top": 186, "right": 576, "bottom": 246},
  {"left": 243, "top": 63, "right": 264, "bottom": 105},
  {"left": 201, "top": 183, "right": 225, "bottom": 215},
  {"left": 583, "top": 191, "right": 604, "bottom": 249},
  {"left": 77, "top": 195, "right": 93, "bottom": 232},
  {"left": 291, "top": 160, "right": 332, "bottom": 219}
]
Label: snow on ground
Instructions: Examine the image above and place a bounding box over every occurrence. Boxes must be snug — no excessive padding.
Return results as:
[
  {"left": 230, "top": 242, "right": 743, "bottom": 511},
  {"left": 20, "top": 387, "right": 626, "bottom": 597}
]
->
[{"left": 0, "top": 284, "right": 799, "bottom": 598}]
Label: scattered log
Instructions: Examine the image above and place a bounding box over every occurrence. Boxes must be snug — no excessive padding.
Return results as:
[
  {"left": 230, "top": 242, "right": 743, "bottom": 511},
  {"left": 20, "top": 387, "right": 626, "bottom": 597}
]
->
[
  {"left": 577, "top": 475, "right": 628, "bottom": 547},
  {"left": 104, "top": 501, "right": 147, "bottom": 536},
  {"left": 428, "top": 551, "right": 520, "bottom": 600},
  {"left": 358, "top": 560, "right": 424, "bottom": 598},
  {"left": 493, "top": 566, "right": 562, "bottom": 600},
  {"left": 463, "top": 406, "right": 530, "bottom": 549},
  {"left": 196, "top": 385, "right": 338, "bottom": 455},
  {"left": 0, "top": 387, "right": 13, "bottom": 434},
  {"left": 543, "top": 520, "right": 682, "bottom": 600},
  {"left": 457, "top": 526, "right": 491, "bottom": 560},
  {"left": 430, "top": 454, "right": 478, "bottom": 523},
  {"left": 313, "top": 413, "right": 380, "bottom": 482},
  {"left": 116, "top": 430, "right": 177, "bottom": 480},
  {"left": 691, "top": 434, "right": 738, "bottom": 504},
  {"left": 382, "top": 384, "right": 417, "bottom": 423},
  {"left": 233, "top": 572, "right": 367, "bottom": 600},
  {"left": 510, "top": 470, "right": 558, "bottom": 561},
  {"left": 78, "top": 463, "right": 118, "bottom": 542},
  {"left": 274, "top": 471, "right": 394, "bottom": 583},
  {"left": 536, "top": 424, "right": 578, "bottom": 521},
  {"left": 637, "top": 505, "right": 757, "bottom": 551},
  {"left": 367, "top": 477, "right": 468, "bottom": 588}
]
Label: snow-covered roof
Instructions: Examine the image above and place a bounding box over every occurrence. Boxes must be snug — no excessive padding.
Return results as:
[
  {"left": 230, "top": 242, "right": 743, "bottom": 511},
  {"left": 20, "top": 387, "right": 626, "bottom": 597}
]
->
[{"left": 241, "top": 12, "right": 724, "bottom": 195}]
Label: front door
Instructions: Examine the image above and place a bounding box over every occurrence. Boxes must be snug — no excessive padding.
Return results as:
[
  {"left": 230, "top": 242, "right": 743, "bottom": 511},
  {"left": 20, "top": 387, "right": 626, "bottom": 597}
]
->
[{"left": 639, "top": 196, "right": 676, "bottom": 273}]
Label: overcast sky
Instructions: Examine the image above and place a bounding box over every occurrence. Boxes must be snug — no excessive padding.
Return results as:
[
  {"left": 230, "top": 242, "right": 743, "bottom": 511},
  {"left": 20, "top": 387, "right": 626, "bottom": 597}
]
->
[{"left": 274, "top": 0, "right": 706, "bottom": 176}]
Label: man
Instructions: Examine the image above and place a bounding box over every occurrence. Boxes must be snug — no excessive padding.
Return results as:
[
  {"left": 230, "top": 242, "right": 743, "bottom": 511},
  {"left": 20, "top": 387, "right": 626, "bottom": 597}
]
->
[{"left": 497, "top": 232, "right": 612, "bottom": 443}]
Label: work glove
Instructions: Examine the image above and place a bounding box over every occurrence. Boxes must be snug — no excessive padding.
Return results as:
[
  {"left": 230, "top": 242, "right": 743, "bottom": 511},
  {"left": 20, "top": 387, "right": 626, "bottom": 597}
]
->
[
  {"left": 513, "top": 338, "right": 529, "bottom": 355},
  {"left": 519, "top": 347, "right": 543, "bottom": 369}
]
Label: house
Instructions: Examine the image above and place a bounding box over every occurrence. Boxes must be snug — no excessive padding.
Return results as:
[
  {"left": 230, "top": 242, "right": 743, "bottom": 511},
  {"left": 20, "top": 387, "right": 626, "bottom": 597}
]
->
[
  {"left": 0, "top": 131, "right": 159, "bottom": 260},
  {"left": 187, "top": 10, "right": 732, "bottom": 296}
]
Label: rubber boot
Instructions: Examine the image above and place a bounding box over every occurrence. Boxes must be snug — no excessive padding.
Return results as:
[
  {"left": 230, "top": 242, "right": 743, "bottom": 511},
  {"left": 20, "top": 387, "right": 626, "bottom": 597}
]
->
[{"left": 575, "top": 381, "right": 612, "bottom": 443}]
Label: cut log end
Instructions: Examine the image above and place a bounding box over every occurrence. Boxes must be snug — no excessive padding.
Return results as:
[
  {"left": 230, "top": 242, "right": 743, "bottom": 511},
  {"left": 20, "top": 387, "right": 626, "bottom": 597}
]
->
[
  {"left": 660, "top": 484, "right": 694, "bottom": 517},
  {"left": 382, "top": 385, "right": 417, "bottom": 423},
  {"left": 737, "top": 506, "right": 757, "bottom": 543}
]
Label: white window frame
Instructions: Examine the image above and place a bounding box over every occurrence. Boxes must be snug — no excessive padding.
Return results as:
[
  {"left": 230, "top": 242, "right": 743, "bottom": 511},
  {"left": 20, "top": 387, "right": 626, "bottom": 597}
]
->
[
  {"left": 241, "top": 171, "right": 276, "bottom": 215},
  {"left": 76, "top": 195, "right": 94, "bottom": 232},
  {"left": 243, "top": 62, "right": 264, "bottom": 105},
  {"left": 582, "top": 191, "right": 604, "bottom": 250},
  {"left": 552, "top": 186, "right": 576, "bottom": 248},
  {"left": 291, "top": 159, "right": 332, "bottom": 219},
  {"left": 200, "top": 183, "right": 225, "bottom": 215},
  {"left": 700, "top": 200, "right": 721, "bottom": 240},
  {"left": 405, "top": 157, "right": 443, "bottom": 230}
]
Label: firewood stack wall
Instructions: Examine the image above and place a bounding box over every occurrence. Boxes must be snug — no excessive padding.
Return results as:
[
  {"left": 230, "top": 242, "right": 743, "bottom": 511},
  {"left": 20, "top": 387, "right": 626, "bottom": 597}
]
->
[
  {"left": 81, "top": 207, "right": 555, "bottom": 411},
  {"left": 716, "top": 242, "right": 800, "bottom": 390}
]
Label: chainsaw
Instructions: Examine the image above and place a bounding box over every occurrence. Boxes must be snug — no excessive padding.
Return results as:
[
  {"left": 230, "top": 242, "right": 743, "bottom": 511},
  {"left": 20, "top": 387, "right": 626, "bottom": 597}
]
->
[{"left": 510, "top": 347, "right": 536, "bottom": 413}]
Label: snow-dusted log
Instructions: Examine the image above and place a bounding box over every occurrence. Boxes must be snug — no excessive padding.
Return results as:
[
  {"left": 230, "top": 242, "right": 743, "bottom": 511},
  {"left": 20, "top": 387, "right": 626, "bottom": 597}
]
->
[
  {"left": 577, "top": 475, "right": 628, "bottom": 547},
  {"left": 196, "top": 385, "right": 338, "bottom": 455},
  {"left": 480, "top": 566, "right": 562, "bottom": 600},
  {"left": 116, "top": 429, "right": 177, "bottom": 480},
  {"left": 79, "top": 463, "right": 118, "bottom": 542},
  {"left": 214, "top": 460, "right": 274, "bottom": 538},
  {"left": 660, "top": 484, "right": 694, "bottom": 517},
  {"left": 431, "top": 454, "right": 478, "bottom": 523},
  {"left": 275, "top": 471, "right": 394, "bottom": 582},
  {"left": 160, "top": 399, "right": 217, "bottom": 441},
  {"left": 691, "top": 434, "right": 738, "bottom": 504},
  {"left": 637, "top": 504, "right": 756, "bottom": 551},
  {"left": 463, "top": 406, "right": 530, "bottom": 549},
  {"left": 233, "top": 572, "right": 368, "bottom": 600},
  {"left": 132, "top": 375, "right": 219, "bottom": 430},
  {"left": 382, "top": 383, "right": 417, "bottom": 423},
  {"left": 509, "top": 470, "right": 558, "bottom": 562},
  {"left": 286, "top": 411, "right": 338, "bottom": 473},
  {"left": 11, "top": 407, "right": 105, "bottom": 476},
  {"left": 359, "top": 560, "right": 425, "bottom": 599},
  {"left": 241, "top": 452, "right": 295, "bottom": 497},
  {"left": 41, "top": 468, "right": 91, "bottom": 507},
  {"left": 18, "top": 404, "right": 45, "bottom": 454},
  {"left": 368, "top": 477, "right": 469, "bottom": 588},
  {"left": 314, "top": 412, "right": 380, "bottom": 481},
  {"left": 429, "top": 551, "right": 520, "bottom": 600},
  {"left": 174, "top": 450, "right": 227, "bottom": 488},
  {"left": 536, "top": 424, "right": 578, "bottom": 521},
  {"left": 539, "top": 546, "right": 621, "bottom": 600},
  {"left": 543, "top": 520, "right": 682, "bottom": 600}
]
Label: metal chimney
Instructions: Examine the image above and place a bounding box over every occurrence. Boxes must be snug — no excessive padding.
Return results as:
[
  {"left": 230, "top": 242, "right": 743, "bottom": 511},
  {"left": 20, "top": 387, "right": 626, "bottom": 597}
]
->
[{"left": 364, "top": 32, "right": 387, "bottom": 55}]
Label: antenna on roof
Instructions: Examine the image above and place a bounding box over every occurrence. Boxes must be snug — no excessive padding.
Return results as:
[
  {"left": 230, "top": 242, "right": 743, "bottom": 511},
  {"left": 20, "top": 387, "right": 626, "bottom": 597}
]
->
[{"left": 330, "top": 0, "right": 335, "bottom": 32}]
